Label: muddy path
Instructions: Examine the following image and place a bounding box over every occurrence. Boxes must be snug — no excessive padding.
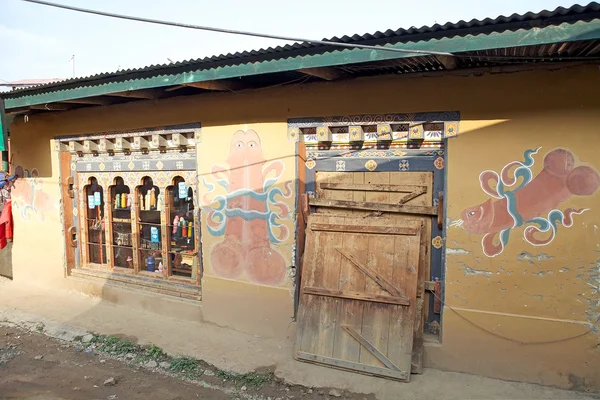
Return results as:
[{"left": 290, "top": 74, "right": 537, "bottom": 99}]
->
[{"left": 0, "top": 325, "right": 369, "bottom": 400}]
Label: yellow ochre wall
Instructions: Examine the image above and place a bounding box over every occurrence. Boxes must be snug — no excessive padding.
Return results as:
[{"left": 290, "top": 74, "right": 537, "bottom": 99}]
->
[{"left": 7, "top": 64, "right": 600, "bottom": 390}]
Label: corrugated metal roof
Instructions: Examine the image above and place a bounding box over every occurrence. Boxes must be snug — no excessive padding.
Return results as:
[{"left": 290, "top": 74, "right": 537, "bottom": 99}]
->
[{"left": 3, "top": 1, "right": 600, "bottom": 98}]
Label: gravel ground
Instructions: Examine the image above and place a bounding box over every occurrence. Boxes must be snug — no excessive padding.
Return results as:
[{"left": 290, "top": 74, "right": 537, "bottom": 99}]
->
[{"left": 0, "top": 324, "right": 370, "bottom": 400}]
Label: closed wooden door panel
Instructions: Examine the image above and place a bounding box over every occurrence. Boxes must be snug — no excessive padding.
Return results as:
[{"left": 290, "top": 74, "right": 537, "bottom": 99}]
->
[
  {"left": 295, "top": 214, "right": 422, "bottom": 381},
  {"left": 313, "top": 171, "right": 433, "bottom": 373}
]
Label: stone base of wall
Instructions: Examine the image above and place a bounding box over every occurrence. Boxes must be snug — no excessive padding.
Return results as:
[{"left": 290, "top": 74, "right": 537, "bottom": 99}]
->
[{"left": 0, "top": 241, "right": 12, "bottom": 279}]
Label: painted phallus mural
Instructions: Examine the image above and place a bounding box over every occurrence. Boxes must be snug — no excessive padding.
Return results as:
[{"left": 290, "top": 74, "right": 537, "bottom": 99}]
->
[
  {"left": 11, "top": 166, "right": 58, "bottom": 223},
  {"left": 202, "top": 129, "right": 293, "bottom": 286},
  {"left": 452, "top": 148, "right": 600, "bottom": 257}
]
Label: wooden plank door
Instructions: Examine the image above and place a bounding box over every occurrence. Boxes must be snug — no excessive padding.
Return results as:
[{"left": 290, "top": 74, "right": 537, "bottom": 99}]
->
[
  {"left": 310, "top": 171, "right": 434, "bottom": 373},
  {"left": 295, "top": 214, "right": 422, "bottom": 381}
]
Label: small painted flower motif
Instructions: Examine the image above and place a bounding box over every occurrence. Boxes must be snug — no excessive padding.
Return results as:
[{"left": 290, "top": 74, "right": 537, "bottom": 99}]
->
[
  {"left": 365, "top": 160, "right": 378, "bottom": 171},
  {"left": 99, "top": 162, "right": 106, "bottom": 171},
  {"left": 73, "top": 207, "right": 78, "bottom": 217},
  {"left": 432, "top": 236, "right": 443, "bottom": 249},
  {"left": 445, "top": 123, "right": 458, "bottom": 138},
  {"left": 70, "top": 163, "right": 76, "bottom": 171},
  {"left": 306, "top": 158, "right": 316, "bottom": 170},
  {"left": 336, "top": 160, "right": 346, "bottom": 171},
  {"left": 288, "top": 128, "right": 299, "bottom": 141},
  {"left": 306, "top": 191, "right": 316, "bottom": 198},
  {"left": 399, "top": 160, "right": 410, "bottom": 171},
  {"left": 156, "top": 161, "right": 164, "bottom": 170},
  {"left": 128, "top": 161, "right": 135, "bottom": 170},
  {"left": 434, "top": 157, "right": 444, "bottom": 170}
]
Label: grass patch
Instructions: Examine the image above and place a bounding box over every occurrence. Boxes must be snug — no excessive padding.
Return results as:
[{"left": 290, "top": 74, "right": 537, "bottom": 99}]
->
[
  {"left": 215, "top": 370, "right": 272, "bottom": 390},
  {"left": 147, "top": 345, "right": 164, "bottom": 360},
  {"left": 95, "top": 336, "right": 138, "bottom": 356},
  {"left": 35, "top": 324, "right": 44, "bottom": 333},
  {"left": 170, "top": 356, "right": 201, "bottom": 379},
  {"left": 80, "top": 332, "right": 274, "bottom": 389}
]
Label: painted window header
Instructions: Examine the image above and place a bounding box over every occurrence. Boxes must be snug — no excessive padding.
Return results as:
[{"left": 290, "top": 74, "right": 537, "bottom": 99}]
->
[{"left": 54, "top": 123, "right": 201, "bottom": 155}]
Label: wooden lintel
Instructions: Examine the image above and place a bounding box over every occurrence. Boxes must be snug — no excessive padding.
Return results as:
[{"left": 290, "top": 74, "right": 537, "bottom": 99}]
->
[
  {"left": 302, "top": 286, "right": 410, "bottom": 306},
  {"left": 60, "top": 97, "right": 116, "bottom": 106},
  {"left": 320, "top": 183, "right": 427, "bottom": 193},
  {"left": 336, "top": 248, "right": 406, "bottom": 299},
  {"left": 297, "top": 67, "right": 349, "bottom": 81},
  {"left": 29, "top": 103, "right": 73, "bottom": 111},
  {"left": 107, "top": 88, "right": 163, "bottom": 100},
  {"left": 296, "top": 352, "right": 409, "bottom": 382},
  {"left": 308, "top": 198, "right": 437, "bottom": 216},
  {"left": 435, "top": 55, "right": 458, "bottom": 70},
  {"left": 341, "top": 325, "right": 401, "bottom": 371},
  {"left": 311, "top": 223, "right": 418, "bottom": 236}
]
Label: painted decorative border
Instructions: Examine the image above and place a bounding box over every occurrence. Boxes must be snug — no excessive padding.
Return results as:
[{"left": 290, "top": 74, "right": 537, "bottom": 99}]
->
[
  {"left": 288, "top": 112, "right": 459, "bottom": 144},
  {"left": 76, "top": 151, "right": 197, "bottom": 173},
  {"left": 55, "top": 123, "right": 201, "bottom": 142}
]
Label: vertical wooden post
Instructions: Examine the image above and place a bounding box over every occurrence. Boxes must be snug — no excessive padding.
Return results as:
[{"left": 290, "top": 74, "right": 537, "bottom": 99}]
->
[
  {"left": 131, "top": 187, "right": 140, "bottom": 272},
  {"left": 160, "top": 186, "right": 169, "bottom": 278}
]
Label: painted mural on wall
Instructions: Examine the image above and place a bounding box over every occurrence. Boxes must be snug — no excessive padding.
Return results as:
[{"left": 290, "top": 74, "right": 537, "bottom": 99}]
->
[
  {"left": 11, "top": 166, "right": 57, "bottom": 223},
  {"left": 202, "top": 129, "right": 293, "bottom": 286},
  {"left": 452, "top": 148, "right": 600, "bottom": 257}
]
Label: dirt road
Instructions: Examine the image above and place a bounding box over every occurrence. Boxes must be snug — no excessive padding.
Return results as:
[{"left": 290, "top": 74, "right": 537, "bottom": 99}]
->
[{"left": 0, "top": 325, "right": 366, "bottom": 400}]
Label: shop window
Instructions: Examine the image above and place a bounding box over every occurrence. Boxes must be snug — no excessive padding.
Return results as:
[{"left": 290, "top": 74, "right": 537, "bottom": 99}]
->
[
  {"left": 84, "top": 177, "right": 106, "bottom": 265},
  {"left": 110, "top": 177, "right": 133, "bottom": 269},
  {"left": 167, "top": 176, "right": 196, "bottom": 278},
  {"left": 136, "top": 177, "right": 162, "bottom": 273}
]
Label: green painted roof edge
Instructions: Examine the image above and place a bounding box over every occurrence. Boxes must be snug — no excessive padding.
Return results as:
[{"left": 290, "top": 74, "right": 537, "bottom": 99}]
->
[{"left": 5, "top": 19, "right": 600, "bottom": 110}]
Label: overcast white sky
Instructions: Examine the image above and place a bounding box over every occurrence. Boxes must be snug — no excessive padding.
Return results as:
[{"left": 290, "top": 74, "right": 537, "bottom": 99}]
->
[{"left": 0, "top": 0, "right": 581, "bottom": 82}]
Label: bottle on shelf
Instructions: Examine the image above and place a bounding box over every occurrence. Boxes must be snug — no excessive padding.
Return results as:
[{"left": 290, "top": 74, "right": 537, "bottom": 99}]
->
[
  {"left": 147, "top": 255, "right": 155, "bottom": 272},
  {"left": 172, "top": 215, "right": 180, "bottom": 238},
  {"left": 150, "top": 188, "right": 156, "bottom": 210},
  {"left": 145, "top": 191, "right": 150, "bottom": 211}
]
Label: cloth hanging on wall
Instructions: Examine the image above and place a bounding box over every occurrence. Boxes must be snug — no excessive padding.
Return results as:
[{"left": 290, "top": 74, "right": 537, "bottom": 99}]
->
[{"left": 0, "top": 200, "right": 13, "bottom": 250}]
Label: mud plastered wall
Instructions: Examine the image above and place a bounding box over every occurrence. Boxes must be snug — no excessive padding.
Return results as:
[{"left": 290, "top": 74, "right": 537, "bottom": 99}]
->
[
  {"left": 438, "top": 113, "right": 600, "bottom": 390},
  {"left": 7, "top": 64, "right": 600, "bottom": 377},
  {"left": 197, "top": 123, "right": 297, "bottom": 338},
  {"left": 9, "top": 134, "right": 63, "bottom": 284},
  {"left": 198, "top": 123, "right": 296, "bottom": 288}
]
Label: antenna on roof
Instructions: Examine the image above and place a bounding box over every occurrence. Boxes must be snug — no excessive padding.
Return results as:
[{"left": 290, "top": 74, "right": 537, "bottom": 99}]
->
[{"left": 69, "top": 55, "right": 75, "bottom": 78}]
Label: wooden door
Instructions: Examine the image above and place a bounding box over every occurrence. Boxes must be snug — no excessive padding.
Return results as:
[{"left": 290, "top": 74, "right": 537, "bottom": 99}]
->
[
  {"left": 309, "top": 171, "right": 435, "bottom": 373},
  {"left": 295, "top": 214, "right": 423, "bottom": 381}
]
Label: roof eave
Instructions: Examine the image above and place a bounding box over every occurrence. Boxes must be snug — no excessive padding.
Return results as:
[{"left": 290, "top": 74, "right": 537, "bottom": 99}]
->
[{"left": 3, "top": 19, "right": 600, "bottom": 110}]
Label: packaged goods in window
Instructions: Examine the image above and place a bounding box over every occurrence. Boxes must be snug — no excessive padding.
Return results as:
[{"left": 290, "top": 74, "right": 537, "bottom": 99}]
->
[{"left": 115, "top": 231, "right": 131, "bottom": 247}]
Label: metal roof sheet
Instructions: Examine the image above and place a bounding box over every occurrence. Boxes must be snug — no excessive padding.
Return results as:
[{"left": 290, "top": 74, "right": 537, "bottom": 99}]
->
[{"left": 3, "top": 1, "right": 600, "bottom": 99}]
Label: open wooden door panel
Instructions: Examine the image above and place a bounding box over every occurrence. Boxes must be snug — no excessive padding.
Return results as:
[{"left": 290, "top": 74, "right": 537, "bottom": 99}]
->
[{"left": 295, "top": 214, "right": 422, "bottom": 381}]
